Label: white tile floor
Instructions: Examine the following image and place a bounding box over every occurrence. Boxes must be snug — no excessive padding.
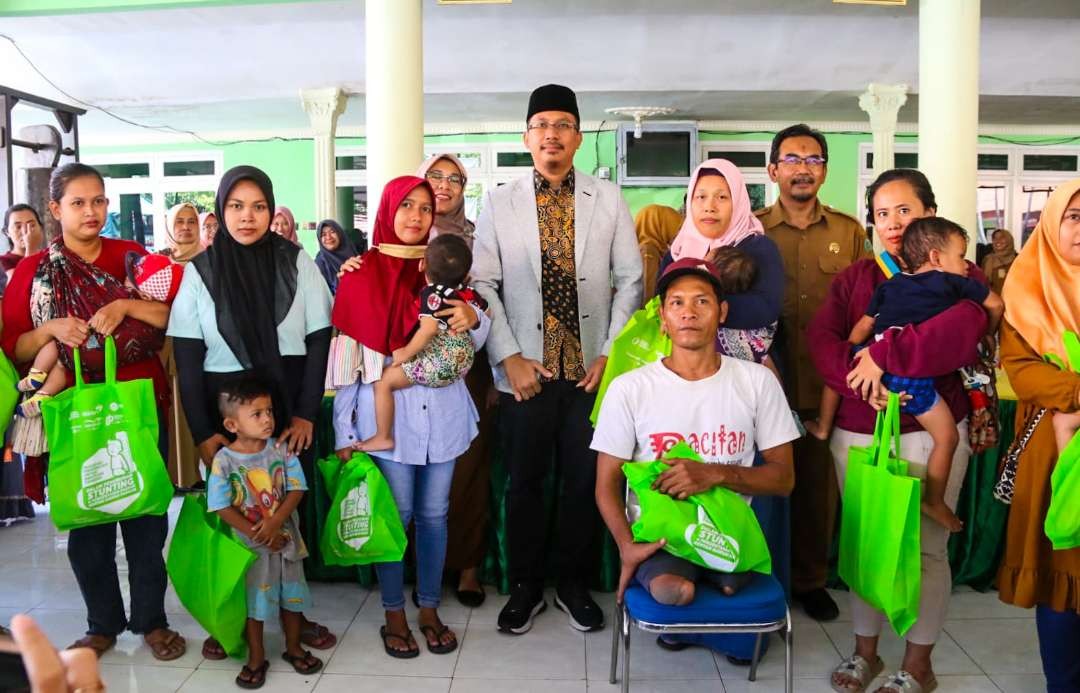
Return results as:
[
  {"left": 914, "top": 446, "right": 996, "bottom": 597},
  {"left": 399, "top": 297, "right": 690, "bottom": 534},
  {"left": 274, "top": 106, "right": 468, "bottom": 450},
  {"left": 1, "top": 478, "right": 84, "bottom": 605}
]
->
[{"left": 0, "top": 502, "right": 1042, "bottom": 692}]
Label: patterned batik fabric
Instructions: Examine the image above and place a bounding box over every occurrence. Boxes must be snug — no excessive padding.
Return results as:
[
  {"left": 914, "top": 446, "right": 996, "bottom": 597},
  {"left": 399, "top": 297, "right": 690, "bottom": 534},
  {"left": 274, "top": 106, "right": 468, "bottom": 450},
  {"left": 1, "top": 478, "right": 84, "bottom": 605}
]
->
[{"left": 533, "top": 169, "right": 585, "bottom": 382}]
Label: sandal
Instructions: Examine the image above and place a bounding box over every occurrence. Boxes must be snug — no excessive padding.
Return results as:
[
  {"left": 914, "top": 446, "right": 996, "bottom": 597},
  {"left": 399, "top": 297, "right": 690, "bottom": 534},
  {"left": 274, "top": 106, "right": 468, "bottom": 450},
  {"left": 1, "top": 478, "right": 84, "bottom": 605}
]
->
[
  {"left": 235, "top": 660, "right": 269, "bottom": 689},
  {"left": 143, "top": 628, "right": 186, "bottom": 662},
  {"left": 874, "top": 670, "right": 937, "bottom": 693},
  {"left": 379, "top": 625, "right": 419, "bottom": 659},
  {"left": 202, "top": 636, "right": 228, "bottom": 660},
  {"left": 67, "top": 634, "right": 117, "bottom": 659},
  {"left": 830, "top": 654, "right": 885, "bottom": 693},
  {"left": 418, "top": 623, "right": 458, "bottom": 655},
  {"left": 299, "top": 621, "right": 337, "bottom": 650},
  {"left": 281, "top": 649, "right": 322, "bottom": 675}
]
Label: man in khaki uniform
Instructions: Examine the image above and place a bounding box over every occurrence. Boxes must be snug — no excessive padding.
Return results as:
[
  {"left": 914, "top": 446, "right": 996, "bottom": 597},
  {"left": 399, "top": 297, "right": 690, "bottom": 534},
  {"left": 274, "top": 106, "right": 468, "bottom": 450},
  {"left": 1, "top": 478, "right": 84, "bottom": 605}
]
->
[{"left": 756, "top": 124, "right": 871, "bottom": 622}]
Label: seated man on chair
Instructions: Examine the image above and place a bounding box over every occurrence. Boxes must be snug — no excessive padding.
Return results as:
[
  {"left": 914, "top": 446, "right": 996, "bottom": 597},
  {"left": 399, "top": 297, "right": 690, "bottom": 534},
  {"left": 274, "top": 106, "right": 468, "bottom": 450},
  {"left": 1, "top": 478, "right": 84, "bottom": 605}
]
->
[{"left": 592, "top": 258, "right": 799, "bottom": 610}]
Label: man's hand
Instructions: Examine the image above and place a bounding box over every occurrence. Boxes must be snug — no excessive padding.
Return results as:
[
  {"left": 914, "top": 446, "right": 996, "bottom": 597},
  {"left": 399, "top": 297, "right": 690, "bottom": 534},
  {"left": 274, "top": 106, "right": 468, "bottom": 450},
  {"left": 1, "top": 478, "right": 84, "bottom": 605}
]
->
[
  {"left": 577, "top": 355, "right": 607, "bottom": 393},
  {"left": 652, "top": 459, "right": 718, "bottom": 500},
  {"left": 197, "top": 433, "right": 229, "bottom": 467},
  {"left": 502, "top": 353, "right": 553, "bottom": 402},
  {"left": 616, "top": 539, "right": 666, "bottom": 604},
  {"left": 846, "top": 348, "right": 884, "bottom": 402}
]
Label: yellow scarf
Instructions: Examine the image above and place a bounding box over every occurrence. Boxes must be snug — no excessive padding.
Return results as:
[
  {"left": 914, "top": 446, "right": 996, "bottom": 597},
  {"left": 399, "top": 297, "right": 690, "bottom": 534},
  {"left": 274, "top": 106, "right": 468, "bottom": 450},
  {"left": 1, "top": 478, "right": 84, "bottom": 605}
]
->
[
  {"left": 377, "top": 243, "right": 426, "bottom": 260},
  {"left": 1003, "top": 177, "right": 1080, "bottom": 364}
]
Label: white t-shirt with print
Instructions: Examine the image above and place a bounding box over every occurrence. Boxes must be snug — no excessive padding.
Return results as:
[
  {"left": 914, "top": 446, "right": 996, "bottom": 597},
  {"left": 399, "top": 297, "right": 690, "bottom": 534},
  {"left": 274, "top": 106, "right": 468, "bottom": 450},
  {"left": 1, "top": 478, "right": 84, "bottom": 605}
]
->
[{"left": 590, "top": 357, "right": 800, "bottom": 517}]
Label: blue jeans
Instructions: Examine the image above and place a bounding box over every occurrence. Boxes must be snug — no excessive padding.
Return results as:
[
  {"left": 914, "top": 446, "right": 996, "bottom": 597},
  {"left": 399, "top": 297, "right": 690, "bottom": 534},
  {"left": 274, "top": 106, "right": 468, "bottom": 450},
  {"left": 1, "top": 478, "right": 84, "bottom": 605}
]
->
[
  {"left": 1037, "top": 604, "right": 1080, "bottom": 692},
  {"left": 373, "top": 457, "right": 457, "bottom": 610}
]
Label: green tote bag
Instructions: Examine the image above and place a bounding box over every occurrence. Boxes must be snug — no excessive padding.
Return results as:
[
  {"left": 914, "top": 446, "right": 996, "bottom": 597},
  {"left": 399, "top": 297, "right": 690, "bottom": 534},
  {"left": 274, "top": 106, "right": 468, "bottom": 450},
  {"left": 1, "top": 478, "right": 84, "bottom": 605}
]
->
[
  {"left": 0, "top": 349, "right": 19, "bottom": 439},
  {"left": 41, "top": 336, "right": 173, "bottom": 531},
  {"left": 838, "top": 393, "right": 922, "bottom": 637},
  {"left": 622, "top": 442, "right": 772, "bottom": 575},
  {"left": 166, "top": 494, "right": 256, "bottom": 659},
  {"left": 317, "top": 452, "right": 408, "bottom": 565},
  {"left": 589, "top": 296, "right": 671, "bottom": 425},
  {"left": 1044, "top": 330, "right": 1080, "bottom": 550}
]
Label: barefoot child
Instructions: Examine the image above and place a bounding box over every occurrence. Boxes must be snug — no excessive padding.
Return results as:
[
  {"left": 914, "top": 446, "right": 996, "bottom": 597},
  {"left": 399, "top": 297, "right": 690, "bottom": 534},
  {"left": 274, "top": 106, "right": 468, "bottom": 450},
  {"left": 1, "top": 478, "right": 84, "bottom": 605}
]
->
[
  {"left": 206, "top": 377, "right": 322, "bottom": 688},
  {"left": 359, "top": 234, "right": 488, "bottom": 452},
  {"left": 806, "top": 218, "right": 1002, "bottom": 531},
  {"left": 15, "top": 252, "right": 182, "bottom": 417}
]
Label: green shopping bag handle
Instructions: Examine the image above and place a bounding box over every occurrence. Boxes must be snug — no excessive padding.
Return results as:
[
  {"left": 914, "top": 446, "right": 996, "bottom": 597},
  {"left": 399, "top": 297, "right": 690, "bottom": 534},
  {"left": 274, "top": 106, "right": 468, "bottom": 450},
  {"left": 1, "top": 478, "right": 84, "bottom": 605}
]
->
[
  {"left": 872, "top": 393, "right": 902, "bottom": 470},
  {"left": 72, "top": 335, "right": 117, "bottom": 390}
]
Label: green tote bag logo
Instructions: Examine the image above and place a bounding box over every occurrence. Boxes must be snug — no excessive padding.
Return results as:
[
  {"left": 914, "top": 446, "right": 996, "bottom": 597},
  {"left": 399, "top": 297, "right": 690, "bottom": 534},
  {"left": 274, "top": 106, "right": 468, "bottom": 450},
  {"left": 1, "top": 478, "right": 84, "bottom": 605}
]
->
[
  {"left": 338, "top": 481, "right": 373, "bottom": 549},
  {"left": 685, "top": 505, "right": 740, "bottom": 572},
  {"left": 76, "top": 431, "right": 145, "bottom": 514}
]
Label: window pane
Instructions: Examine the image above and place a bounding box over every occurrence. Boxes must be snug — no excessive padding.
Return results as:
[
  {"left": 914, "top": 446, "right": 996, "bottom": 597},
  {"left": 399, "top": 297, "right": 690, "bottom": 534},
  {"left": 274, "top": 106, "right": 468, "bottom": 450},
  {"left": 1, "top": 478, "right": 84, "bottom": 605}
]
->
[
  {"left": 977, "top": 153, "right": 1009, "bottom": 171},
  {"left": 97, "top": 162, "right": 150, "bottom": 179},
  {"left": 163, "top": 160, "right": 214, "bottom": 176},
  {"left": 705, "top": 150, "right": 767, "bottom": 168},
  {"left": 1023, "top": 154, "right": 1078, "bottom": 172},
  {"left": 164, "top": 190, "right": 215, "bottom": 213},
  {"left": 464, "top": 183, "right": 483, "bottom": 220},
  {"left": 496, "top": 151, "right": 533, "bottom": 168},
  {"left": 336, "top": 155, "right": 367, "bottom": 171},
  {"left": 866, "top": 152, "right": 918, "bottom": 169},
  {"left": 107, "top": 191, "right": 154, "bottom": 249},
  {"left": 746, "top": 183, "right": 766, "bottom": 211}
]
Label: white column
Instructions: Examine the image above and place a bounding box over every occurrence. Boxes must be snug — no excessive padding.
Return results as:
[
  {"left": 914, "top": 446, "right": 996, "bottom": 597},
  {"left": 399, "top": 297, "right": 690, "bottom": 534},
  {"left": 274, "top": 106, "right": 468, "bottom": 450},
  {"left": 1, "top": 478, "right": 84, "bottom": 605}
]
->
[
  {"left": 301, "top": 87, "right": 347, "bottom": 223},
  {"left": 919, "top": 0, "right": 981, "bottom": 258},
  {"left": 365, "top": 0, "right": 424, "bottom": 217},
  {"left": 859, "top": 83, "right": 909, "bottom": 178}
]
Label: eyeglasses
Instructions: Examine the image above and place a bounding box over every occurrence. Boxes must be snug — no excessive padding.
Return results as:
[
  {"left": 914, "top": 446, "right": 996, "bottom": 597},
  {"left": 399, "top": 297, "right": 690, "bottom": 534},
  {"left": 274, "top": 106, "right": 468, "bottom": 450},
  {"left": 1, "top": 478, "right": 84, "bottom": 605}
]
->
[
  {"left": 527, "top": 120, "right": 578, "bottom": 133},
  {"left": 426, "top": 171, "right": 465, "bottom": 187},
  {"left": 777, "top": 154, "right": 827, "bottom": 168}
]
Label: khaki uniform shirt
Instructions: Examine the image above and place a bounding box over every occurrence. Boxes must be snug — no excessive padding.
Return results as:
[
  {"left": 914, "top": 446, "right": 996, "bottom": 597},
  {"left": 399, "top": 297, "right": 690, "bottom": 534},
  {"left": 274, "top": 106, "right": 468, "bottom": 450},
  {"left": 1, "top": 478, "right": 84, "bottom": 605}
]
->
[{"left": 759, "top": 200, "right": 872, "bottom": 410}]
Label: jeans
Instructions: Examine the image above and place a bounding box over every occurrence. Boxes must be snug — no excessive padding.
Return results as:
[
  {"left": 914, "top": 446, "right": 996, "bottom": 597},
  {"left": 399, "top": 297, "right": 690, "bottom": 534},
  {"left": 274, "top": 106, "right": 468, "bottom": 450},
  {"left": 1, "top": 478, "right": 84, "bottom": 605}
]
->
[
  {"left": 1036, "top": 604, "right": 1080, "bottom": 692},
  {"left": 68, "top": 405, "right": 170, "bottom": 636},
  {"left": 499, "top": 381, "right": 598, "bottom": 585},
  {"left": 373, "top": 456, "right": 457, "bottom": 610}
]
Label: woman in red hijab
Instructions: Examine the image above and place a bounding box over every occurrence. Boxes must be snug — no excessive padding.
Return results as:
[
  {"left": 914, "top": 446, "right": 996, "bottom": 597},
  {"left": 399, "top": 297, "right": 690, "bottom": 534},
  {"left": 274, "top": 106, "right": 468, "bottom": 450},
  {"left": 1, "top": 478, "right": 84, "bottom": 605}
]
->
[{"left": 332, "top": 176, "right": 489, "bottom": 659}]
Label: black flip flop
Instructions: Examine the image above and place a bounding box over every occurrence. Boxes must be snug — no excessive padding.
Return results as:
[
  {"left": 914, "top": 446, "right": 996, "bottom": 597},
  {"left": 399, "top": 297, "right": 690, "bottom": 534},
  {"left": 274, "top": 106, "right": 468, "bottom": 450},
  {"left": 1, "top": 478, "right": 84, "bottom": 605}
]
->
[
  {"left": 419, "top": 623, "right": 458, "bottom": 654},
  {"left": 456, "top": 586, "right": 486, "bottom": 608},
  {"left": 379, "top": 625, "right": 420, "bottom": 659},
  {"left": 280, "top": 649, "right": 323, "bottom": 675},
  {"left": 235, "top": 660, "right": 268, "bottom": 689}
]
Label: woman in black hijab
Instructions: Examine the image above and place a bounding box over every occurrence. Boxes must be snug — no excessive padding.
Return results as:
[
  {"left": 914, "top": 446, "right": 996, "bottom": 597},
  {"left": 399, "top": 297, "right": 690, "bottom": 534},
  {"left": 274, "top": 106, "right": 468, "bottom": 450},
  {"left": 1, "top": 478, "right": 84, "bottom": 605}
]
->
[
  {"left": 167, "top": 165, "right": 337, "bottom": 659},
  {"left": 314, "top": 218, "right": 358, "bottom": 294}
]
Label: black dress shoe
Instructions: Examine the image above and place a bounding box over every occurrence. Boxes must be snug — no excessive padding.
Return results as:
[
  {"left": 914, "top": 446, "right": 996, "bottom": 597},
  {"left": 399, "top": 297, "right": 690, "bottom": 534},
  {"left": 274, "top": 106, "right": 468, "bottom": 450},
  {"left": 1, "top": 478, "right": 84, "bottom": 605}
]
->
[
  {"left": 497, "top": 583, "right": 546, "bottom": 635},
  {"left": 554, "top": 582, "right": 604, "bottom": 632},
  {"left": 456, "top": 586, "right": 486, "bottom": 608},
  {"left": 794, "top": 587, "right": 839, "bottom": 622}
]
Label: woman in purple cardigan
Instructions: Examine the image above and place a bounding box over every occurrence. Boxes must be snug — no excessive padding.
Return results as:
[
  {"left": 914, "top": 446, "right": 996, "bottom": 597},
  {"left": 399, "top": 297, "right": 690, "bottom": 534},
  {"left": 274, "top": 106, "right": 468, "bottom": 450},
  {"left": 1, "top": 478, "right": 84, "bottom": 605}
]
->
[{"left": 808, "top": 169, "right": 989, "bottom": 693}]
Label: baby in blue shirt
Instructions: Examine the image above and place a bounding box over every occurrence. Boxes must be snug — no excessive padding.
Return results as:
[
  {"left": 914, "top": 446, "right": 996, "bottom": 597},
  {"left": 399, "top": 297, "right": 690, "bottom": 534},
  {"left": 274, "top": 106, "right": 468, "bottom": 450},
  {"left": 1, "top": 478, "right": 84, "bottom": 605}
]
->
[{"left": 807, "top": 218, "right": 1003, "bottom": 532}]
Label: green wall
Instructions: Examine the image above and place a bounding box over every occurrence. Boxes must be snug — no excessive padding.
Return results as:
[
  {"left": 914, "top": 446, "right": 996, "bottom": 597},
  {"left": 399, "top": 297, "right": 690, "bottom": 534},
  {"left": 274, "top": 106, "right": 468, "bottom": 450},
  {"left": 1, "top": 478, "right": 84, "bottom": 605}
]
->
[{"left": 86, "top": 127, "right": 1076, "bottom": 251}]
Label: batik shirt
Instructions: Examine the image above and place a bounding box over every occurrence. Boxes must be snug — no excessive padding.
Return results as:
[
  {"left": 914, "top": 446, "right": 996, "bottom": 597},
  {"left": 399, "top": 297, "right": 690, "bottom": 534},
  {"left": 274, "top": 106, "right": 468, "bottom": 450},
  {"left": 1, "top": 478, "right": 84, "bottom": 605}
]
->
[{"left": 534, "top": 168, "right": 585, "bottom": 382}]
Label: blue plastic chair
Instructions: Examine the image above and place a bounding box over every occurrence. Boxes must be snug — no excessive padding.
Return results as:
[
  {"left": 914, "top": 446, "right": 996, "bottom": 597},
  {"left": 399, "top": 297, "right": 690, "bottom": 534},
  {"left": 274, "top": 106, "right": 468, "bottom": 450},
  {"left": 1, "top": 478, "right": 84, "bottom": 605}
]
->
[{"left": 609, "top": 573, "right": 792, "bottom": 692}]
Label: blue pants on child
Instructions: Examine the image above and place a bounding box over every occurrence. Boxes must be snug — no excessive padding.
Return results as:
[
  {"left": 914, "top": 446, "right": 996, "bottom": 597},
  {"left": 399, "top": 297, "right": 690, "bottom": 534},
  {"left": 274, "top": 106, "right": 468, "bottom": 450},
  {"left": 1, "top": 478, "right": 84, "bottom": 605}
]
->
[
  {"left": 1037, "top": 604, "right": 1080, "bottom": 692},
  {"left": 372, "top": 456, "right": 457, "bottom": 610},
  {"left": 881, "top": 374, "right": 939, "bottom": 416}
]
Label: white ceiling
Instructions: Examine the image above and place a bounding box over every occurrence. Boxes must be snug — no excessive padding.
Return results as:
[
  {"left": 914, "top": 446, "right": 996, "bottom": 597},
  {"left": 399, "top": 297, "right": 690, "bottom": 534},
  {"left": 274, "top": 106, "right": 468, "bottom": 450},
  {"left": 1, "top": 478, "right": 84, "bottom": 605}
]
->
[{"left": 3, "top": 0, "right": 1079, "bottom": 143}]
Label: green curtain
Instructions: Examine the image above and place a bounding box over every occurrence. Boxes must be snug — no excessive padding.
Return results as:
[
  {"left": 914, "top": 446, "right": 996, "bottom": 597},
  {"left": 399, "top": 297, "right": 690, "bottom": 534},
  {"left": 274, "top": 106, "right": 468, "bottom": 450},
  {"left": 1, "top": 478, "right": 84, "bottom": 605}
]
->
[{"left": 303, "top": 395, "right": 1013, "bottom": 594}]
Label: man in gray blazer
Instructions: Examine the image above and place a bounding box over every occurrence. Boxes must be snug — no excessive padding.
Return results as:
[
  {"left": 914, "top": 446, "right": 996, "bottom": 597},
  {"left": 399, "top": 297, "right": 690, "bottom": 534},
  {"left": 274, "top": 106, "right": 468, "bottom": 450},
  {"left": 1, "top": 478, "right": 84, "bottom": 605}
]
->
[{"left": 472, "top": 84, "right": 643, "bottom": 635}]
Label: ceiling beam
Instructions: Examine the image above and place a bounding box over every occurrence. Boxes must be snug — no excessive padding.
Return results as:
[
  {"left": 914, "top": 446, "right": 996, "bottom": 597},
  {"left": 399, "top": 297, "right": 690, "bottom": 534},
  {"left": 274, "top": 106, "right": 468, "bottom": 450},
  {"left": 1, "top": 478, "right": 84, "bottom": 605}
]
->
[{"left": 0, "top": 0, "right": 335, "bottom": 17}]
